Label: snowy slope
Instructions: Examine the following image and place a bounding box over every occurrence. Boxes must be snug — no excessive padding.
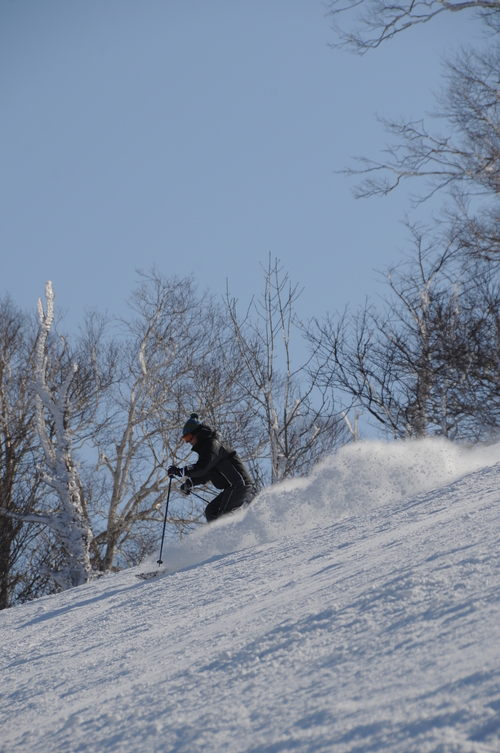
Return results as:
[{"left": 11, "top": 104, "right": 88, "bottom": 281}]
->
[{"left": 2, "top": 439, "right": 500, "bottom": 753}]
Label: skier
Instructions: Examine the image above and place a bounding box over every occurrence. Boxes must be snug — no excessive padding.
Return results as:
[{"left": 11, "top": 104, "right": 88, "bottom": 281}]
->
[{"left": 168, "top": 413, "right": 253, "bottom": 522}]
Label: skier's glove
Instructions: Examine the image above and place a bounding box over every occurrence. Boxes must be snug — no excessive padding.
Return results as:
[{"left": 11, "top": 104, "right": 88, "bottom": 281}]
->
[
  {"left": 167, "top": 465, "right": 183, "bottom": 478},
  {"left": 180, "top": 478, "right": 193, "bottom": 496}
]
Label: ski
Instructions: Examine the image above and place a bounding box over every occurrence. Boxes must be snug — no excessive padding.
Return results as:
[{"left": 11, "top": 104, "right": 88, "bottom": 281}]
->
[{"left": 135, "top": 570, "right": 166, "bottom": 581}]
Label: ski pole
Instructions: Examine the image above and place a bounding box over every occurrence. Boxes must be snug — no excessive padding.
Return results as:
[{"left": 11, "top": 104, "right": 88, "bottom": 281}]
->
[
  {"left": 190, "top": 487, "right": 218, "bottom": 499},
  {"left": 157, "top": 476, "right": 172, "bottom": 566},
  {"left": 202, "top": 487, "right": 218, "bottom": 497},
  {"left": 189, "top": 489, "right": 211, "bottom": 505}
]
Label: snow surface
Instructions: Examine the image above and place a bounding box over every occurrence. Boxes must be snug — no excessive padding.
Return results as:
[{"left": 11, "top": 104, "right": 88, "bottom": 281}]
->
[{"left": 2, "top": 438, "right": 500, "bottom": 752}]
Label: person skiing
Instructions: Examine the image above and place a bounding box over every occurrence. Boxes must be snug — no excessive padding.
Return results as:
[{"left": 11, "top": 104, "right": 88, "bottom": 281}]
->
[{"left": 168, "top": 413, "right": 254, "bottom": 522}]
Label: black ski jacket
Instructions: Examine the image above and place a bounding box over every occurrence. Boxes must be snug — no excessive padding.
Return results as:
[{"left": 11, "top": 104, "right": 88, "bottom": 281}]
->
[{"left": 184, "top": 425, "right": 253, "bottom": 490}]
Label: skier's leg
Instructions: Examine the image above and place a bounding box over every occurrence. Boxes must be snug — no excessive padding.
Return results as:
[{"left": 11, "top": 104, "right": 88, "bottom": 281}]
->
[
  {"left": 204, "top": 486, "right": 251, "bottom": 522},
  {"left": 204, "top": 492, "right": 225, "bottom": 522},
  {"left": 219, "top": 485, "right": 251, "bottom": 515}
]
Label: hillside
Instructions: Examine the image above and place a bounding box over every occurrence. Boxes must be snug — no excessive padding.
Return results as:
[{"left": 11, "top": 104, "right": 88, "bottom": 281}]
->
[{"left": 2, "top": 439, "right": 500, "bottom": 752}]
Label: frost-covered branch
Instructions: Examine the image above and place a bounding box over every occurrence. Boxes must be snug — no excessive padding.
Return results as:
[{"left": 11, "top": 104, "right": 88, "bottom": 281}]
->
[
  {"left": 33, "top": 282, "right": 93, "bottom": 590},
  {"left": 0, "top": 507, "right": 53, "bottom": 527}
]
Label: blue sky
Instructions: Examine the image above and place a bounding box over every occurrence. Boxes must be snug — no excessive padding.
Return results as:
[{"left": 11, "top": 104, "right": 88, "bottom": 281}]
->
[{"left": 0, "top": 0, "right": 480, "bottom": 332}]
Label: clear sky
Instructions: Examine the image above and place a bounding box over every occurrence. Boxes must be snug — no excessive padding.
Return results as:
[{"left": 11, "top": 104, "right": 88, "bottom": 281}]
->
[{"left": 0, "top": 0, "right": 480, "bottom": 332}]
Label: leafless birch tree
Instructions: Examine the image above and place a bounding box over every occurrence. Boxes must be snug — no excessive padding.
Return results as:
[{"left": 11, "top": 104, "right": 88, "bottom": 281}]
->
[
  {"left": 309, "top": 231, "right": 500, "bottom": 440},
  {"left": 223, "top": 257, "right": 347, "bottom": 485},
  {"left": 33, "top": 282, "right": 95, "bottom": 588},
  {"left": 89, "top": 271, "right": 224, "bottom": 567},
  {"left": 0, "top": 283, "right": 117, "bottom": 593}
]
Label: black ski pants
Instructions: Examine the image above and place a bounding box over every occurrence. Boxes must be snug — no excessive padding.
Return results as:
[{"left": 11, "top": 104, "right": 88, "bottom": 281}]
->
[{"left": 204, "top": 485, "right": 252, "bottom": 522}]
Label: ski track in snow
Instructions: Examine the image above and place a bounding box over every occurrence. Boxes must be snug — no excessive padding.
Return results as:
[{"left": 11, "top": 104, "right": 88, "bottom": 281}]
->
[{"left": 1, "top": 439, "right": 500, "bottom": 752}]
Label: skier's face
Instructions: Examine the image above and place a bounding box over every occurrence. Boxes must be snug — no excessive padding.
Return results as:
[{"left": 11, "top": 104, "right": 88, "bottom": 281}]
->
[{"left": 183, "top": 433, "right": 197, "bottom": 446}]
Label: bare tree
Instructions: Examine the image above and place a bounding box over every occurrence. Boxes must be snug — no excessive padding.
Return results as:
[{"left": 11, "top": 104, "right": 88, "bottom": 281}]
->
[
  {"left": 309, "top": 229, "right": 500, "bottom": 440},
  {"left": 223, "top": 257, "right": 348, "bottom": 485},
  {"left": 330, "top": 0, "right": 500, "bottom": 274},
  {"left": 0, "top": 283, "right": 97, "bottom": 590},
  {"left": 89, "top": 270, "right": 223, "bottom": 569},
  {"left": 344, "top": 46, "right": 500, "bottom": 211},
  {"left": 0, "top": 282, "right": 121, "bottom": 593},
  {"left": 327, "top": 0, "right": 496, "bottom": 53},
  {"left": 327, "top": 11, "right": 500, "bottom": 443},
  {"left": 176, "top": 305, "right": 265, "bottom": 494},
  {"left": 0, "top": 296, "right": 47, "bottom": 608}
]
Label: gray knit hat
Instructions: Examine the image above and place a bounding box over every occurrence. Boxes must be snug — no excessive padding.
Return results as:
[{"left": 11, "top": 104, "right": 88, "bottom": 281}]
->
[{"left": 181, "top": 412, "right": 202, "bottom": 437}]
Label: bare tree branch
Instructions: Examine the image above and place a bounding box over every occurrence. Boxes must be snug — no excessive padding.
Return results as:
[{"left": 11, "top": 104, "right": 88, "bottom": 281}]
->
[
  {"left": 327, "top": 0, "right": 496, "bottom": 53},
  {"left": 223, "top": 257, "right": 348, "bottom": 484}
]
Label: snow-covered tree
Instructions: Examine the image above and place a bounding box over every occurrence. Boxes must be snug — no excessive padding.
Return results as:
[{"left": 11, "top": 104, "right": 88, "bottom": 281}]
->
[
  {"left": 0, "top": 283, "right": 96, "bottom": 591},
  {"left": 33, "top": 282, "right": 93, "bottom": 588}
]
